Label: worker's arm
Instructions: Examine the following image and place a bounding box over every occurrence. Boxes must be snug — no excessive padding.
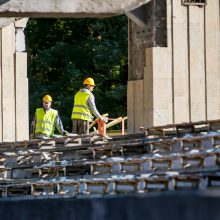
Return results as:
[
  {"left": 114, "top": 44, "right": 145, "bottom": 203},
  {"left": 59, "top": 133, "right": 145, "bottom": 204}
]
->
[
  {"left": 87, "top": 94, "right": 101, "bottom": 118},
  {"left": 30, "top": 115, "right": 36, "bottom": 139},
  {"left": 55, "top": 114, "right": 68, "bottom": 135},
  {"left": 87, "top": 95, "right": 107, "bottom": 122}
]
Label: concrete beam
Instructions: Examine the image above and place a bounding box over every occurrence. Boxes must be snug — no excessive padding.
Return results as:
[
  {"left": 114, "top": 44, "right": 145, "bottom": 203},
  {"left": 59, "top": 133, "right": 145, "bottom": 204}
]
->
[
  {"left": 0, "top": 0, "right": 152, "bottom": 18},
  {"left": 0, "top": 17, "right": 15, "bottom": 28},
  {"left": 126, "top": 0, "right": 151, "bottom": 28}
]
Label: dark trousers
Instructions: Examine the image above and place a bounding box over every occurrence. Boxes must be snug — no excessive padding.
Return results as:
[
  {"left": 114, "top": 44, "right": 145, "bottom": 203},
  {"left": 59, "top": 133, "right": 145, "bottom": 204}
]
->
[{"left": 72, "top": 119, "right": 89, "bottom": 135}]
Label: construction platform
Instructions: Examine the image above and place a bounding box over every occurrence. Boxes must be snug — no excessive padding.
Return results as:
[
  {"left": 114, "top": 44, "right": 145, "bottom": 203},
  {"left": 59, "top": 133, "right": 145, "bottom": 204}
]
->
[
  {"left": 0, "top": 119, "right": 220, "bottom": 197},
  {"left": 1, "top": 119, "right": 220, "bottom": 219}
]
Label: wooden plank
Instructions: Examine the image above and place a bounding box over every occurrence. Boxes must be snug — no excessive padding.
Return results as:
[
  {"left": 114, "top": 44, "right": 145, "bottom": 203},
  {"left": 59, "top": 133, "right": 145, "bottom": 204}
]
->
[
  {"left": 106, "top": 117, "right": 122, "bottom": 129},
  {"left": 189, "top": 6, "right": 206, "bottom": 121}
]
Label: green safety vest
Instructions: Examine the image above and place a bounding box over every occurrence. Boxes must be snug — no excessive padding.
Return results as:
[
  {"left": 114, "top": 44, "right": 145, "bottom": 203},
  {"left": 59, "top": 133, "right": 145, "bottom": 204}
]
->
[
  {"left": 71, "top": 90, "right": 93, "bottom": 122},
  {"left": 35, "top": 108, "right": 58, "bottom": 136}
]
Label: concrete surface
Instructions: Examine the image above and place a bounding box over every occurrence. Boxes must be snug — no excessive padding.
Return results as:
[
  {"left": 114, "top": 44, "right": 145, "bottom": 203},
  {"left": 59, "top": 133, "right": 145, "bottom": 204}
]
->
[
  {"left": 0, "top": 0, "right": 151, "bottom": 18},
  {"left": 0, "top": 192, "right": 220, "bottom": 220},
  {"left": 128, "top": 0, "right": 220, "bottom": 132}
]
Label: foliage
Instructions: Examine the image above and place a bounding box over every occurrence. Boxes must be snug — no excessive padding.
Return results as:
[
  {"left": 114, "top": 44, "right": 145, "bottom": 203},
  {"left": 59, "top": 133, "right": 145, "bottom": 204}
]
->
[{"left": 25, "top": 16, "right": 128, "bottom": 130}]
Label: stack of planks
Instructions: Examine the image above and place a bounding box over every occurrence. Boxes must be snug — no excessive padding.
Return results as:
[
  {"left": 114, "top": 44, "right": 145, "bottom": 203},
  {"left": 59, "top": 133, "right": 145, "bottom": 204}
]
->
[{"left": 0, "top": 119, "right": 220, "bottom": 199}]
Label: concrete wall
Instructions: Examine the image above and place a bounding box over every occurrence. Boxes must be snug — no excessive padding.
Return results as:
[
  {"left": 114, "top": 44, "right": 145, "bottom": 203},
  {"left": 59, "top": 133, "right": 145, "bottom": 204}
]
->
[
  {"left": 128, "top": 0, "right": 220, "bottom": 133},
  {"left": 0, "top": 18, "right": 29, "bottom": 142},
  {"left": 0, "top": 0, "right": 218, "bottom": 136}
]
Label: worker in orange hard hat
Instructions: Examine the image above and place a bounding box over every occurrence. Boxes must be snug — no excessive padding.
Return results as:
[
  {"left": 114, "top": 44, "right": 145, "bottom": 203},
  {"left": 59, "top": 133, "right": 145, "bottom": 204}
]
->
[
  {"left": 71, "top": 77, "right": 107, "bottom": 134},
  {"left": 30, "top": 95, "right": 68, "bottom": 139}
]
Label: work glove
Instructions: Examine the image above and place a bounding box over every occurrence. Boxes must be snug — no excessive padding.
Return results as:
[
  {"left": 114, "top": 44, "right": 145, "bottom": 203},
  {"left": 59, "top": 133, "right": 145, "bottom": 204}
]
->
[{"left": 100, "top": 116, "right": 108, "bottom": 123}]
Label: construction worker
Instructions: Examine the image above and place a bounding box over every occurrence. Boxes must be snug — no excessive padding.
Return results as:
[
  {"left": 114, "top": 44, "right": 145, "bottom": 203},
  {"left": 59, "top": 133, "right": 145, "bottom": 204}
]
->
[
  {"left": 31, "top": 95, "right": 68, "bottom": 139},
  {"left": 71, "top": 77, "right": 107, "bottom": 135}
]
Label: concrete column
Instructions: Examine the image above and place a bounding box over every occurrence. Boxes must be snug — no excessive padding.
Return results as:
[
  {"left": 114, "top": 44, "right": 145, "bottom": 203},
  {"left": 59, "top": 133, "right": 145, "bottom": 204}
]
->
[
  {"left": 127, "top": 81, "right": 135, "bottom": 133},
  {"left": 0, "top": 18, "right": 29, "bottom": 142},
  {"left": 172, "top": 0, "right": 190, "bottom": 123},
  {"left": 127, "top": 80, "right": 145, "bottom": 133},
  {"left": 0, "top": 29, "right": 2, "bottom": 142},
  {"left": 205, "top": 0, "right": 220, "bottom": 119},
  {"left": 128, "top": 0, "right": 168, "bottom": 132},
  {"left": 128, "top": 0, "right": 220, "bottom": 133},
  {"left": 15, "top": 18, "right": 29, "bottom": 141},
  {"left": 142, "top": 47, "right": 173, "bottom": 129},
  {"left": 1, "top": 22, "right": 16, "bottom": 142},
  {"left": 189, "top": 5, "right": 206, "bottom": 121}
]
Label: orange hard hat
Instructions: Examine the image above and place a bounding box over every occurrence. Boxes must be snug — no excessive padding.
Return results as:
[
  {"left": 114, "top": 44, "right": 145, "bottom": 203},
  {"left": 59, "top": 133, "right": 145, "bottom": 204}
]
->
[
  {"left": 83, "top": 77, "right": 95, "bottom": 86},
  {"left": 43, "top": 95, "right": 52, "bottom": 102}
]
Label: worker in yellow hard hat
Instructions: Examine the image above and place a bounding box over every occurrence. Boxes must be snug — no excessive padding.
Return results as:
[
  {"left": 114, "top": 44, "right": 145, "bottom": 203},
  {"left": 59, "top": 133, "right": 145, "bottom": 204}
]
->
[
  {"left": 71, "top": 77, "right": 107, "bottom": 134},
  {"left": 30, "top": 95, "right": 68, "bottom": 139}
]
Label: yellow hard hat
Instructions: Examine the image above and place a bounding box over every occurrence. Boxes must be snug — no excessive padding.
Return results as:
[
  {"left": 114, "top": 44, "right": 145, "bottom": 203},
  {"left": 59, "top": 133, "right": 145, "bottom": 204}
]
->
[
  {"left": 43, "top": 95, "right": 52, "bottom": 102},
  {"left": 83, "top": 77, "right": 95, "bottom": 86}
]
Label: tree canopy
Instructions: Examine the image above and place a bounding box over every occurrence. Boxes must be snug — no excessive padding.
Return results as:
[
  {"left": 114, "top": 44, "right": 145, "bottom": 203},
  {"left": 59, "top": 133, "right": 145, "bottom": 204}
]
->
[{"left": 25, "top": 16, "right": 128, "bottom": 130}]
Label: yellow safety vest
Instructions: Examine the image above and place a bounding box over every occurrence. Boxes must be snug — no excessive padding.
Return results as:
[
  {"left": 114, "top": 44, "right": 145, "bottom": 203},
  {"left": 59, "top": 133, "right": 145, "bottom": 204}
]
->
[
  {"left": 35, "top": 108, "right": 58, "bottom": 136},
  {"left": 71, "top": 90, "right": 93, "bottom": 122}
]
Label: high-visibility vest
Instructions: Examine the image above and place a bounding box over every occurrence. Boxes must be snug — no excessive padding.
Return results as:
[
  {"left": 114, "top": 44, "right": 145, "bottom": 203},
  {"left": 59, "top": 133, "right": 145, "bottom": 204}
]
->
[
  {"left": 71, "top": 90, "right": 93, "bottom": 122},
  {"left": 35, "top": 108, "right": 58, "bottom": 136}
]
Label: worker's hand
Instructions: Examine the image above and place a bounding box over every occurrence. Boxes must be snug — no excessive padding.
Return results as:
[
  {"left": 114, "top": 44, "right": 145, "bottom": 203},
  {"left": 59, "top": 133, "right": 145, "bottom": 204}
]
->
[
  {"left": 100, "top": 116, "right": 108, "bottom": 123},
  {"left": 62, "top": 130, "right": 69, "bottom": 135}
]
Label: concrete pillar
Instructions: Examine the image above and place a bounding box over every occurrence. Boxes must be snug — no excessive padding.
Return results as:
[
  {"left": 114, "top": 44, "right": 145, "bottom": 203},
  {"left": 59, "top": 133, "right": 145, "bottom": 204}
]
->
[
  {"left": 15, "top": 18, "right": 29, "bottom": 141},
  {"left": 0, "top": 29, "right": 2, "bottom": 142},
  {"left": 128, "top": 0, "right": 168, "bottom": 132},
  {"left": 205, "top": 0, "right": 220, "bottom": 119},
  {"left": 127, "top": 80, "right": 144, "bottom": 133},
  {"left": 0, "top": 18, "right": 29, "bottom": 142},
  {"left": 171, "top": 0, "right": 190, "bottom": 123},
  {"left": 1, "top": 22, "right": 16, "bottom": 142},
  {"left": 144, "top": 47, "right": 173, "bottom": 127},
  {"left": 189, "top": 5, "right": 206, "bottom": 121},
  {"left": 128, "top": 0, "right": 220, "bottom": 133}
]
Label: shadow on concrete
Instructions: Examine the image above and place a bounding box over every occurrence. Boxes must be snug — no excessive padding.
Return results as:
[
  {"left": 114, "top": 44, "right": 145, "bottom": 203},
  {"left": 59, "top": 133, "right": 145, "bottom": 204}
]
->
[
  {"left": 0, "top": 0, "right": 9, "bottom": 5},
  {"left": 0, "top": 191, "right": 220, "bottom": 220}
]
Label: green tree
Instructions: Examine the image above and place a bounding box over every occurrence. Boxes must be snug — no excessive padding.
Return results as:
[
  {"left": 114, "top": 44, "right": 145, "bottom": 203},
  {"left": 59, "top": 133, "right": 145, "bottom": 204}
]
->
[{"left": 26, "top": 16, "right": 128, "bottom": 131}]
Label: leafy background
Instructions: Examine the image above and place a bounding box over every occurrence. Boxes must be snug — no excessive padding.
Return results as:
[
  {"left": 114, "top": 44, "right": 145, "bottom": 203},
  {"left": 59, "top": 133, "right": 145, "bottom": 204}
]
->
[{"left": 25, "top": 16, "right": 128, "bottom": 131}]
